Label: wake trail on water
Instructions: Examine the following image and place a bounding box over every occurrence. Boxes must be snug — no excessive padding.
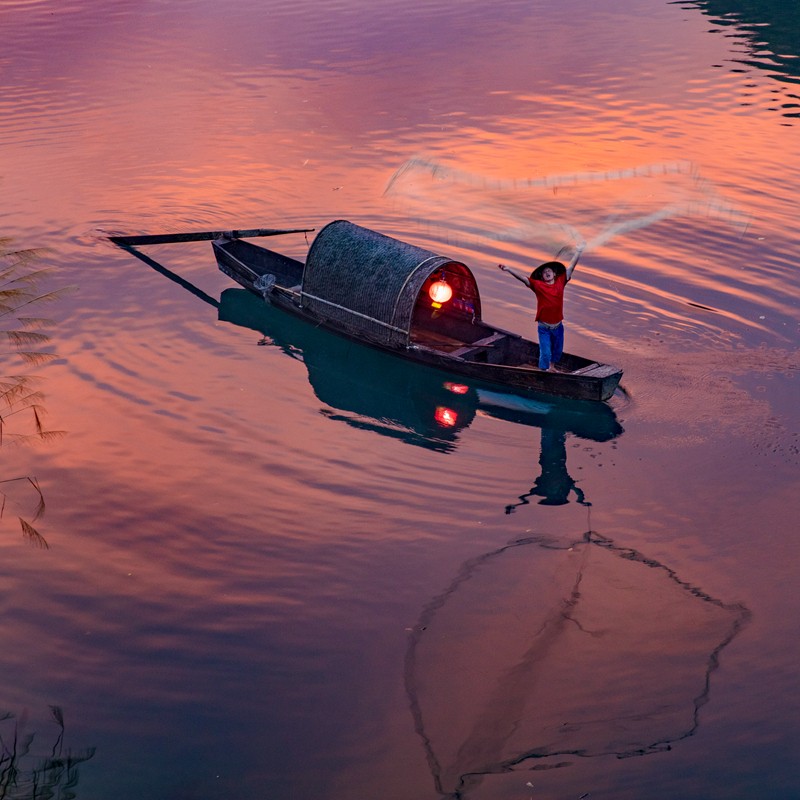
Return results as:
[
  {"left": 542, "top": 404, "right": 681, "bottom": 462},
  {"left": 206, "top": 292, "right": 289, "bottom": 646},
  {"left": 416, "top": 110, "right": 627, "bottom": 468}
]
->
[{"left": 384, "top": 156, "right": 749, "bottom": 259}]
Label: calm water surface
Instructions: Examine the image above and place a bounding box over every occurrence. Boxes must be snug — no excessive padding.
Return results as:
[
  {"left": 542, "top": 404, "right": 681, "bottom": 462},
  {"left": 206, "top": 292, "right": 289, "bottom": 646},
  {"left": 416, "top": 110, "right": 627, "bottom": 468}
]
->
[{"left": 1, "top": 0, "right": 798, "bottom": 798}]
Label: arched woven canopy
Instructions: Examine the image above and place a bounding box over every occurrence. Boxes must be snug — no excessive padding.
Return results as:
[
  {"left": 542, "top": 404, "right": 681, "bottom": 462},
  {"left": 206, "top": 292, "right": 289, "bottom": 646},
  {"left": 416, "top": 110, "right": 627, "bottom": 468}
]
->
[{"left": 302, "top": 220, "right": 481, "bottom": 348}]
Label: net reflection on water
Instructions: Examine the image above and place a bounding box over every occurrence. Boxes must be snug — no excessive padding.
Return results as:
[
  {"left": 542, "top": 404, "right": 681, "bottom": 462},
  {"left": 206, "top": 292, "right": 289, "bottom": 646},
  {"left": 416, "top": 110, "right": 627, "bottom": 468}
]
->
[{"left": 404, "top": 532, "right": 750, "bottom": 799}]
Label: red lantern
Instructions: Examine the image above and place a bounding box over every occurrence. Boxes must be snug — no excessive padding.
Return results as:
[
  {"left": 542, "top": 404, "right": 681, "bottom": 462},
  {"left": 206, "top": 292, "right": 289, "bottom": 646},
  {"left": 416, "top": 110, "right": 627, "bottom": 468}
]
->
[{"left": 429, "top": 278, "right": 453, "bottom": 305}]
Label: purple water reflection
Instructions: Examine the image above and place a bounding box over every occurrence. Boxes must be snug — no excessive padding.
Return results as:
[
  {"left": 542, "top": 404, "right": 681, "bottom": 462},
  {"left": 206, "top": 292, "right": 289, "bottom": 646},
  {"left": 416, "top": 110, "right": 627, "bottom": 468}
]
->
[{"left": 0, "top": 0, "right": 798, "bottom": 798}]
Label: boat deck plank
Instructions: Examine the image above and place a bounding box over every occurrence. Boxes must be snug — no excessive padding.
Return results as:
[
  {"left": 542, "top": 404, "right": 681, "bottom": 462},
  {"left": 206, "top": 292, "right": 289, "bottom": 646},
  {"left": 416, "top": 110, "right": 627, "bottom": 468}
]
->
[
  {"left": 411, "top": 329, "right": 467, "bottom": 351},
  {"left": 571, "top": 363, "right": 621, "bottom": 378}
]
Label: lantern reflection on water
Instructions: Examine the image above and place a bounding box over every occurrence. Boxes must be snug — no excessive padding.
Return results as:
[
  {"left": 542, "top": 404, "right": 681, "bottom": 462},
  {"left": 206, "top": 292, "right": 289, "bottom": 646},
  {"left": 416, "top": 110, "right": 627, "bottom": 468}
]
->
[{"left": 434, "top": 406, "right": 458, "bottom": 427}]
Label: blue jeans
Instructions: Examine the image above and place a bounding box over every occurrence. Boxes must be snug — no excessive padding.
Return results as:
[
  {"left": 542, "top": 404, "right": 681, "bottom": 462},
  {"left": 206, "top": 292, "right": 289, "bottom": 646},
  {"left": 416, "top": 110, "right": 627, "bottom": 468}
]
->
[{"left": 537, "top": 322, "right": 564, "bottom": 370}]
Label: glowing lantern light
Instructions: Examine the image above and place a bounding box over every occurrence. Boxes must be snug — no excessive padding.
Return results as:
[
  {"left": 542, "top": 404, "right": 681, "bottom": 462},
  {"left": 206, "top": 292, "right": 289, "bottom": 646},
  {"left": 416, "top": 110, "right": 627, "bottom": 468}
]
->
[
  {"left": 429, "top": 278, "right": 453, "bottom": 306},
  {"left": 434, "top": 406, "right": 458, "bottom": 427},
  {"left": 444, "top": 382, "right": 469, "bottom": 395}
]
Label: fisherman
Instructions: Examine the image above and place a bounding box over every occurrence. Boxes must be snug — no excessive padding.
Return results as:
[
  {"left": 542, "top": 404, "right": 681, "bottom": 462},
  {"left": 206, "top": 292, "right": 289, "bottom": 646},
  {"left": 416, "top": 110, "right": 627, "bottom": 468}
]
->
[{"left": 497, "top": 245, "right": 584, "bottom": 371}]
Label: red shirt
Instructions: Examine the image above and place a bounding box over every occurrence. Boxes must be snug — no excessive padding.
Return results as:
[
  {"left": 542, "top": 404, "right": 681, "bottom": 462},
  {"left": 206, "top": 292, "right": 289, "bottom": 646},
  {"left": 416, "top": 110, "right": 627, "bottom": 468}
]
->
[{"left": 528, "top": 273, "right": 567, "bottom": 325}]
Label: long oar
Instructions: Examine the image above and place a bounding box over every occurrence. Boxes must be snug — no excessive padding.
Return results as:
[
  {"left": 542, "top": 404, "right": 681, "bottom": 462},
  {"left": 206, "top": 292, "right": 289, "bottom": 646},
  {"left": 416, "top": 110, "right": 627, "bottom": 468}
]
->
[{"left": 107, "top": 227, "right": 314, "bottom": 247}]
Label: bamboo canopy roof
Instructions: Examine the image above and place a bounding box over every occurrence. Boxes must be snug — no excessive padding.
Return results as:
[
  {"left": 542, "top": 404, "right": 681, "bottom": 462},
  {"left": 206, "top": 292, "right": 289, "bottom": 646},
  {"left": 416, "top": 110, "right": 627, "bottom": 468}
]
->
[{"left": 302, "top": 220, "right": 482, "bottom": 348}]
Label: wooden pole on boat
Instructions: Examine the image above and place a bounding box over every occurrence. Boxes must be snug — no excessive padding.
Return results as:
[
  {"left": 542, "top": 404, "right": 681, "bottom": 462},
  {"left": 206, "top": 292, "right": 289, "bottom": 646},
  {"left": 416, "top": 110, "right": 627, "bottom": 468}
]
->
[
  {"left": 115, "top": 243, "right": 221, "bottom": 308},
  {"left": 107, "top": 228, "right": 314, "bottom": 246}
]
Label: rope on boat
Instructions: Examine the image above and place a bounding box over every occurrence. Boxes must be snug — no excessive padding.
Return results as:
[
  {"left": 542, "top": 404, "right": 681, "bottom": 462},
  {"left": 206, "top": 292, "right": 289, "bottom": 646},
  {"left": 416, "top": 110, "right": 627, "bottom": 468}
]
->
[{"left": 299, "top": 291, "right": 409, "bottom": 335}]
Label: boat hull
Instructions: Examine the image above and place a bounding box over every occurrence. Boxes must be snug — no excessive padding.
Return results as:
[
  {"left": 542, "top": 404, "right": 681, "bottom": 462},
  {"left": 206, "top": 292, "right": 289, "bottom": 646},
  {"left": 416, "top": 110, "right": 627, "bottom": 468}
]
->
[{"left": 213, "top": 236, "right": 622, "bottom": 403}]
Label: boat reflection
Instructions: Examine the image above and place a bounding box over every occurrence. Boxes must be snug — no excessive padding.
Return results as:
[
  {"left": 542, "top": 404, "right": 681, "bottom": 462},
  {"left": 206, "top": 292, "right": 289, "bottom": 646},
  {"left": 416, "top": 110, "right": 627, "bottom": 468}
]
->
[
  {"left": 218, "top": 288, "right": 623, "bottom": 457},
  {"left": 219, "top": 288, "right": 477, "bottom": 453},
  {"left": 405, "top": 532, "right": 750, "bottom": 799}
]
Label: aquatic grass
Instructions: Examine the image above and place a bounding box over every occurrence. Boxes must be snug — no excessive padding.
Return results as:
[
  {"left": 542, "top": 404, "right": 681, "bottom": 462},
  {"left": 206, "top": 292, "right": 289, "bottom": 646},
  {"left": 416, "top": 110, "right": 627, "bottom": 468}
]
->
[
  {"left": 1, "top": 239, "right": 68, "bottom": 547},
  {"left": 0, "top": 477, "right": 47, "bottom": 550}
]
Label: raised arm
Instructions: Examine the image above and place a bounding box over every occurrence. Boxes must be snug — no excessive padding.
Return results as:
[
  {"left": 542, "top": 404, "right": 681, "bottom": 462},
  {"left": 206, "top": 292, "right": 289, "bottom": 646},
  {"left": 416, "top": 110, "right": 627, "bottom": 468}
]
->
[
  {"left": 497, "top": 263, "right": 530, "bottom": 287},
  {"left": 565, "top": 245, "right": 585, "bottom": 281}
]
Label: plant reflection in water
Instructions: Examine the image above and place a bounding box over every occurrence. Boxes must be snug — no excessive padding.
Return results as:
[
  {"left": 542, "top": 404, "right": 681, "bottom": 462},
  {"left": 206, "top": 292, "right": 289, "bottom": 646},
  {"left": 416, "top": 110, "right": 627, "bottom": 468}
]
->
[{"left": 0, "top": 707, "right": 94, "bottom": 800}]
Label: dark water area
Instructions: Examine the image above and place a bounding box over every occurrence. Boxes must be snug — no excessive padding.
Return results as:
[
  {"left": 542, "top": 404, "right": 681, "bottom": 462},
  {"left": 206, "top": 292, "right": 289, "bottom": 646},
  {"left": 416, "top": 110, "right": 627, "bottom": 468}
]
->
[
  {"left": 681, "top": 0, "right": 800, "bottom": 84},
  {"left": 1, "top": 1, "right": 798, "bottom": 798}
]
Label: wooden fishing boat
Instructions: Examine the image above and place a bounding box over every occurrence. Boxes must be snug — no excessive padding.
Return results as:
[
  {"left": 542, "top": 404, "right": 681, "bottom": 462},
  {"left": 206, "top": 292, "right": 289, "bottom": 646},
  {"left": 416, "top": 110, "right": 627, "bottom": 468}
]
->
[{"left": 112, "top": 221, "right": 623, "bottom": 401}]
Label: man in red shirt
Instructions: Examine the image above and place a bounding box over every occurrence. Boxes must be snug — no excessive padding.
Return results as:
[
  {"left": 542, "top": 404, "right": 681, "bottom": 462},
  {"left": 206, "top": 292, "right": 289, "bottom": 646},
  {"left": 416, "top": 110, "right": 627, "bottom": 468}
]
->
[{"left": 497, "top": 246, "right": 584, "bottom": 371}]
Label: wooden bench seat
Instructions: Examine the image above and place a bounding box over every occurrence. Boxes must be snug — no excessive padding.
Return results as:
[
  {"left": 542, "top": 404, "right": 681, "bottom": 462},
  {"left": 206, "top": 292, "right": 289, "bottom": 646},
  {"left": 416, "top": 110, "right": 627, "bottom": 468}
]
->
[{"left": 450, "top": 332, "right": 507, "bottom": 358}]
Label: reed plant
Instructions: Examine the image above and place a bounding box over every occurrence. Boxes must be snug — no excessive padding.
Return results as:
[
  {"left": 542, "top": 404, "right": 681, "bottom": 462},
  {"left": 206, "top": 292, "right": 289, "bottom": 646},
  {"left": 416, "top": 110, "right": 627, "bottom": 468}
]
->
[{"left": 1, "top": 238, "right": 66, "bottom": 547}]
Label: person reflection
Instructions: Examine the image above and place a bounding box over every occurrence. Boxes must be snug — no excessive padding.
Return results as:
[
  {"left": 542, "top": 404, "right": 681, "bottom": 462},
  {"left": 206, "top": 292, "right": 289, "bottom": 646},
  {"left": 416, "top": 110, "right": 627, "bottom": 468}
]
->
[{"left": 505, "top": 427, "right": 589, "bottom": 512}]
